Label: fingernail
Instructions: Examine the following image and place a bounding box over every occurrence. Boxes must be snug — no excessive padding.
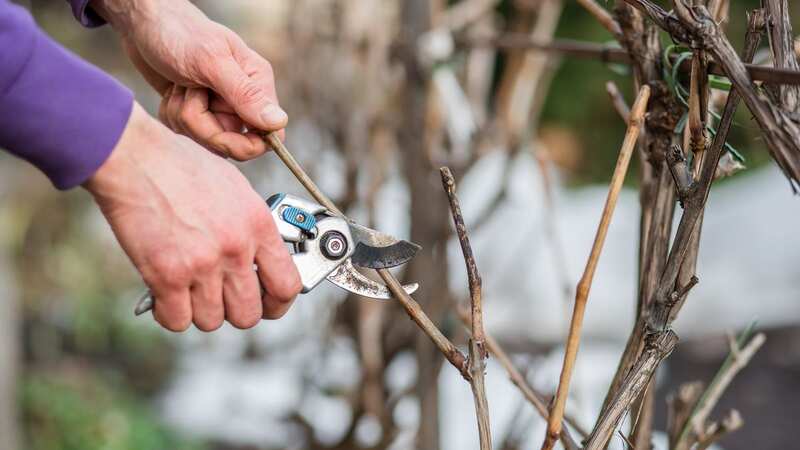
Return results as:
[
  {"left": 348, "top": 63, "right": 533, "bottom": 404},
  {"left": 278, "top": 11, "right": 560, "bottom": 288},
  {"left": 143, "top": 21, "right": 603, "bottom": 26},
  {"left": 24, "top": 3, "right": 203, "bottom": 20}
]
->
[{"left": 260, "top": 104, "right": 288, "bottom": 128}]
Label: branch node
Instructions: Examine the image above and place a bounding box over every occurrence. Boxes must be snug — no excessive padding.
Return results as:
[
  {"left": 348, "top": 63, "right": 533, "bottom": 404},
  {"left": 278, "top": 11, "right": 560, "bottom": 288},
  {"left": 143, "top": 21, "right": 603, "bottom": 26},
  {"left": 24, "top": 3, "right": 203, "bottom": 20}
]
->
[{"left": 667, "top": 145, "right": 695, "bottom": 203}]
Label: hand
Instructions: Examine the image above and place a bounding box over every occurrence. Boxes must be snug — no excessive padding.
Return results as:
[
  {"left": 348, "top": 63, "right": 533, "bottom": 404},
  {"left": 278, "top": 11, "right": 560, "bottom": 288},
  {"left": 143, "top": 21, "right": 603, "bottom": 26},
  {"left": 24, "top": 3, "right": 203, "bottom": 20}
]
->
[
  {"left": 91, "top": 0, "right": 286, "bottom": 160},
  {"left": 83, "top": 103, "right": 302, "bottom": 331}
]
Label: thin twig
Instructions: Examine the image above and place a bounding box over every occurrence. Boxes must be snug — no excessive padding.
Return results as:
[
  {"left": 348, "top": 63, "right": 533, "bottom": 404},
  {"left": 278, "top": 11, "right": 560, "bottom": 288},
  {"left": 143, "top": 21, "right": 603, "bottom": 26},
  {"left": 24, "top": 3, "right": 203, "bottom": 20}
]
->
[
  {"left": 441, "top": 167, "right": 491, "bottom": 450},
  {"left": 763, "top": 0, "right": 800, "bottom": 110},
  {"left": 436, "top": 0, "right": 500, "bottom": 31},
  {"left": 605, "top": 81, "right": 631, "bottom": 123},
  {"left": 264, "top": 132, "right": 472, "bottom": 381},
  {"left": 540, "top": 85, "right": 651, "bottom": 450},
  {"left": 576, "top": 0, "right": 623, "bottom": 38},
  {"left": 674, "top": 327, "right": 766, "bottom": 450},
  {"left": 455, "top": 308, "right": 584, "bottom": 450},
  {"left": 696, "top": 409, "right": 743, "bottom": 450},
  {"left": 457, "top": 35, "right": 800, "bottom": 85}
]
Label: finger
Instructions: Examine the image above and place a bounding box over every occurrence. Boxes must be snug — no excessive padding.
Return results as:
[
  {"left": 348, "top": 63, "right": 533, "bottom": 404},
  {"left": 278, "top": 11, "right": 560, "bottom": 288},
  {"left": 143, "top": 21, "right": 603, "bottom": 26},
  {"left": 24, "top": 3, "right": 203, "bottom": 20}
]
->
[
  {"left": 210, "top": 91, "right": 284, "bottom": 142},
  {"left": 201, "top": 45, "right": 288, "bottom": 133},
  {"left": 216, "top": 112, "right": 244, "bottom": 132},
  {"left": 179, "top": 87, "right": 229, "bottom": 156},
  {"left": 190, "top": 275, "right": 225, "bottom": 332},
  {"left": 180, "top": 88, "right": 266, "bottom": 160},
  {"left": 222, "top": 267, "right": 263, "bottom": 329},
  {"left": 158, "top": 86, "right": 174, "bottom": 126},
  {"left": 209, "top": 94, "right": 236, "bottom": 115},
  {"left": 166, "top": 86, "right": 187, "bottom": 134},
  {"left": 151, "top": 288, "right": 192, "bottom": 332},
  {"left": 254, "top": 217, "right": 302, "bottom": 320}
]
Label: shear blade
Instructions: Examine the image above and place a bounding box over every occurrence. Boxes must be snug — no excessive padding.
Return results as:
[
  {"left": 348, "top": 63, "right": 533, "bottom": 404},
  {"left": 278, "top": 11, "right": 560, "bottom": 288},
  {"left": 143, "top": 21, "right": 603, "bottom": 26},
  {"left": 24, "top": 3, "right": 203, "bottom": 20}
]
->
[
  {"left": 348, "top": 221, "right": 421, "bottom": 269},
  {"left": 327, "top": 260, "right": 419, "bottom": 300}
]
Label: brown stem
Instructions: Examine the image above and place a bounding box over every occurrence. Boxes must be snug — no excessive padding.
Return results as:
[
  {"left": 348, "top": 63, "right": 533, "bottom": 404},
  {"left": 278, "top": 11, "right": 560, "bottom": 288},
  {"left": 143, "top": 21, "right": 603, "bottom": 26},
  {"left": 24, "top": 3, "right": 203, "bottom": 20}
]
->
[
  {"left": 540, "top": 85, "right": 651, "bottom": 450},
  {"left": 623, "top": 0, "right": 800, "bottom": 187},
  {"left": 584, "top": 330, "right": 679, "bottom": 449},
  {"left": 649, "top": 7, "right": 765, "bottom": 331},
  {"left": 458, "top": 34, "right": 800, "bottom": 85},
  {"left": 605, "top": 81, "right": 631, "bottom": 122},
  {"left": 576, "top": 0, "right": 623, "bottom": 38},
  {"left": 674, "top": 331, "right": 766, "bottom": 450},
  {"left": 455, "top": 308, "right": 584, "bottom": 450},
  {"left": 440, "top": 167, "right": 491, "bottom": 450}
]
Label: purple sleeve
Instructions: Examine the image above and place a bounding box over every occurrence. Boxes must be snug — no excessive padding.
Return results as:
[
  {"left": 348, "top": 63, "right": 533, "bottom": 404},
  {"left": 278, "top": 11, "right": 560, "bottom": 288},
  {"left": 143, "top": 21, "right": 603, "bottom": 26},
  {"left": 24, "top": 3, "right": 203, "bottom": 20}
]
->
[
  {"left": 0, "top": 1, "right": 133, "bottom": 189},
  {"left": 67, "top": 0, "right": 107, "bottom": 28}
]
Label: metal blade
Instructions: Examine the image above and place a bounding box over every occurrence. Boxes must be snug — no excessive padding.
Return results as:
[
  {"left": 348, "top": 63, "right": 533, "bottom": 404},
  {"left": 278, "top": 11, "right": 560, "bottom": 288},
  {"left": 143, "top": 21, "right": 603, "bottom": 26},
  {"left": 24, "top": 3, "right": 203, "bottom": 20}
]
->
[
  {"left": 348, "top": 221, "right": 421, "bottom": 269},
  {"left": 326, "top": 260, "right": 419, "bottom": 300}
]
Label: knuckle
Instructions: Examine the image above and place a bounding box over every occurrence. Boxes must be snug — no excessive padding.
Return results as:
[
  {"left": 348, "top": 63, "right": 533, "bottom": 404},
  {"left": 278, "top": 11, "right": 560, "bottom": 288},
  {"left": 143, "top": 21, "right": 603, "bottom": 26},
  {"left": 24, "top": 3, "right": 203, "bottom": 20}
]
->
[
  {"left": 230, "top": 144, "right": 264, "bottom": 162},
  {"left": 190, "top": 250, "right": 220, "bottom": 273},
  {"left": 230, "top": 153, "right": 252, "bottom": 162},
  {"left": 251, "top": 211, "right": 276, "bottom": 235},
  {"left": 270, "top": 273, "right": 302, "bottom": 303},
  {"left": 148, "top": 255, "right": 191, "bottom": 288},
  {"left": 220, "top": 237, "right": 250, "bottom": 266},
  {"left": 234, "top": 80, "right": 267, "bottom": 106},
  {"left": 178, "top": 107, "right": 194, "bottom": 128}
]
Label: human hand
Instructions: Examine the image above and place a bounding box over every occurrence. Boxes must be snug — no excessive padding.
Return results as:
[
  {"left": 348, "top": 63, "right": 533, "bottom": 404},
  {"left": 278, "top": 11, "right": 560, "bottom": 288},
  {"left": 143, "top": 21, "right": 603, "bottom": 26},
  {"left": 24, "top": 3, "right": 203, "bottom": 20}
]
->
[
  {"left": 83, "top": 103, "right": 302, "bottom": 331},
  {"left": 91, "top": 0, "right": 286, "bottom": 160}
]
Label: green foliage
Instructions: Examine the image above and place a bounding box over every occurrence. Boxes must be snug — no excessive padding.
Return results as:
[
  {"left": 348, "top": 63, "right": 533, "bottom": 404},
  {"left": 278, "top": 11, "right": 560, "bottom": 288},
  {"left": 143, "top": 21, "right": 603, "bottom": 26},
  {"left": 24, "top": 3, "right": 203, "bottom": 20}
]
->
[{"left": 21, "top": 372, "right": 206, "bottom": 450}]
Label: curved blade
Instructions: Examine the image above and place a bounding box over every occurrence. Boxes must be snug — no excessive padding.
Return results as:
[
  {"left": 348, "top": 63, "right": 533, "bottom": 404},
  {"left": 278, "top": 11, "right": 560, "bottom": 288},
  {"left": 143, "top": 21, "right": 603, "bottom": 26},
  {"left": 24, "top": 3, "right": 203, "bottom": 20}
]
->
[
  {"left": 348, "top": 221, "right": 421, "bottom": 269},
  {"left": 326, "top": 260, "right": 419, "bottom": 300}
]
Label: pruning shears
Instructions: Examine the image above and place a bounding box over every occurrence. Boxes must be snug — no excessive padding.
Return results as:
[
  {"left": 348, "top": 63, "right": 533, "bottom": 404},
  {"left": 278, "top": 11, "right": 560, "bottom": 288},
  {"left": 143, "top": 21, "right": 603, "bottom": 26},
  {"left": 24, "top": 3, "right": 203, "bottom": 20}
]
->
[{"left": 134, "top": 193, "right": 421, "bottom": 316}]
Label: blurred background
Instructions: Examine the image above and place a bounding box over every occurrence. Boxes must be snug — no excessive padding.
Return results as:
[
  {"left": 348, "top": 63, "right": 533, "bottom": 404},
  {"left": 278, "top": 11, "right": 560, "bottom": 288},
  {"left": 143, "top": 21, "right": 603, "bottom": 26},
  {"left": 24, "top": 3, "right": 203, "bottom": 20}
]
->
[{"left": 1, "top": 1, "right": 798, "bottom": 449}]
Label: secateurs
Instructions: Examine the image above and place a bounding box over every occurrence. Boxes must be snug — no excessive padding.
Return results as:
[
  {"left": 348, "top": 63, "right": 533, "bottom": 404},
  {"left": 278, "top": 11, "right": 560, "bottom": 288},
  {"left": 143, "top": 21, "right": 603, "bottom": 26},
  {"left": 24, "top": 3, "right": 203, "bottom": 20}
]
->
[{"left": 134, "top": 193, "right": 421, "bottom": 316}]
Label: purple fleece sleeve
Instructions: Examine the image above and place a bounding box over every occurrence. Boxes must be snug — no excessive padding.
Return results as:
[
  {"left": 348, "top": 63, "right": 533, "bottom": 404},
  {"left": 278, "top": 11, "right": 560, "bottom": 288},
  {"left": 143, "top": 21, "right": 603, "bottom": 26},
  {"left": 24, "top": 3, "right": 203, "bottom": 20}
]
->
[
  {"left": 67, "top": 0, "right": 106, "bottom": 28},
  {"left": 0, "top": 1, "right": 133, "bottom": 189}
]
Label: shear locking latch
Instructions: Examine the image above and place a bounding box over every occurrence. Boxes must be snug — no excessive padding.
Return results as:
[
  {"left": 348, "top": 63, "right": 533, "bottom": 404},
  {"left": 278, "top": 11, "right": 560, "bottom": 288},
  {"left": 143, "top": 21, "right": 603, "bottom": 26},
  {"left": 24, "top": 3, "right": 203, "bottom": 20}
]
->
[{"left": 282, "top": 206, "right": 317, "bottom": 233}]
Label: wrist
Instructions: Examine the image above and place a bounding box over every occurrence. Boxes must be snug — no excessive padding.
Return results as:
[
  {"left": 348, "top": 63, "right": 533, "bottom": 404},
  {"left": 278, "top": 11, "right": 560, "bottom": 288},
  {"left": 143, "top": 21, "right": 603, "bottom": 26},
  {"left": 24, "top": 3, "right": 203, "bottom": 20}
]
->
[
  {"left": 89, "top": 0, "right": 158, "bottom": 34},
  {"left": 83, "top": 102, "right": 162, "bottom": 198}
]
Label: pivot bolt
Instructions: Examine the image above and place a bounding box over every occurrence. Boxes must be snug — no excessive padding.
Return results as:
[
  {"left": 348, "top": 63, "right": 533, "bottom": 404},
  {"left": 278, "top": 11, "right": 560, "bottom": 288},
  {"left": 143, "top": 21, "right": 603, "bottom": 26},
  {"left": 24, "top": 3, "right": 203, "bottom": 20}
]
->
[{"left": 320, "top": 231, "right": 348, "bottom": 260}]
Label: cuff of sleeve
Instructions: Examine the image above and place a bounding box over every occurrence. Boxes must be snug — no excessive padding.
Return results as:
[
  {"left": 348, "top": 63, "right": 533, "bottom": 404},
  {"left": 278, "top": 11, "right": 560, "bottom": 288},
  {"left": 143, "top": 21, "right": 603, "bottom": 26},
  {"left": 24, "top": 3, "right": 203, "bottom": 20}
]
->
[
  {"left": 0, "top": 24, "right": 134, "bottom": 189},
  {"left": 69, "top": 0, "right": 107, "bottom": 28}
]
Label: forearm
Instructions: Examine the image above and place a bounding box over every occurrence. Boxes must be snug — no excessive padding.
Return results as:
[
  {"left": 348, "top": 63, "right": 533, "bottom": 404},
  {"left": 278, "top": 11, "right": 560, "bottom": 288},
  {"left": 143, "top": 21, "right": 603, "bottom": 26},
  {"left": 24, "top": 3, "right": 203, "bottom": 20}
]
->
[{"left": 0, "top": 1, "right": 133, "bottom": 189}]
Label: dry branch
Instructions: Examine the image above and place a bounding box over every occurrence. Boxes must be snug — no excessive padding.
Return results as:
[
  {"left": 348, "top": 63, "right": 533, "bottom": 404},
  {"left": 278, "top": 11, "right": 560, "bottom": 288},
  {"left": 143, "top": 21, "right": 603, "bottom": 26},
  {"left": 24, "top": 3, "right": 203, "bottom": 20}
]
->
[
  {"left": 673, "top": 330, "right": 766, "bottom": 450},
  {"left": 763, "top": 0, "right": 800, "bottom": 110},
  {"left": 455, "top": 308, "right": 584, "bottom": 450},
  {"left": 576, "top": 0, "right": 622, "bottom": 38},
  {"left": 264, "top": 132, "right": 472, "bottom": 381},
  {"left": 440, "top": 167, "right": 491, "bottom": 450},
  {"left": 458, "top": 35, "right": 800, "bottom": 85},
  {"left": 584, "top": 330, "right": 679, "bottom": 449},
  {"left": 605, "top": 81, "right": 631, "bottom": 123},
  {"left": 648, "top": 7, "right": 764, "bottom": 332},
  {"left": 696, "top": 410, "right": 743, "bottom": 450},
  {"left": 595, "top": 9, "right": 766, "bottom": 448},
  {"left": 622, "top": 0, "right": 800, "bottom": 188},
  {"left": 436, "top": 0, "right": 499, "bottom": 31},
  {"left": 540, "top": 85, "right": 651, "bottom": 450}
]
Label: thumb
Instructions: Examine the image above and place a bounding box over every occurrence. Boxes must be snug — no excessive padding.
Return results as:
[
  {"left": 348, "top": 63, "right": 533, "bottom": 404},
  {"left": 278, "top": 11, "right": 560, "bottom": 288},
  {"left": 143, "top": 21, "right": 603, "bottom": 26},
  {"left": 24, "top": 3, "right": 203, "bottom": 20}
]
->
[{"left": 204, "top": 56, "right": 288, "bottom": 132}]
